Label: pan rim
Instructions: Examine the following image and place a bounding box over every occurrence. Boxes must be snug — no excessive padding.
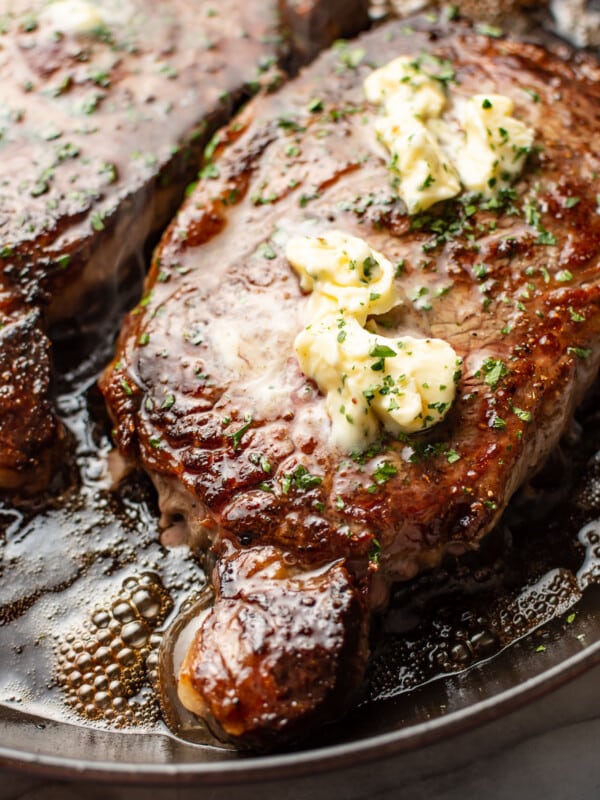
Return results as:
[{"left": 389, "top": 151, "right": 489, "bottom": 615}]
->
[{"left": 0, "top": 637, "right": 598, "bottom": 787}]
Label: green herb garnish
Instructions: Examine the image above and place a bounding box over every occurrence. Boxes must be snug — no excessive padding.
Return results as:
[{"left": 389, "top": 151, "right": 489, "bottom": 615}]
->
[{"left": 229, "top": 414, "right": 253, "bottom": 450}]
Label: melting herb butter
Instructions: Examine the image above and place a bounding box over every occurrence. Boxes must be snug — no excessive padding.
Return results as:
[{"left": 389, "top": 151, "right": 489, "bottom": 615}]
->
[
  {"left": 288, "top": 229, "right": 399, "bottom": 325},
  {"left": 39, "top": 0, "right": 106, "bottom": 35},
  {"left": 456, "top": 94, "right": 534, "bottom": 194},
  {"left": 39, "top": 0, "right": 134, "bottom": 38},
  {"left": 286, "top": 231, "right": 459, "bottom": 451},
  {"left": 364, "top": 57, "right": 461, "bottom": 213},
  {"left": 364, "top": 56, "right": 534, "bottom": 212}
]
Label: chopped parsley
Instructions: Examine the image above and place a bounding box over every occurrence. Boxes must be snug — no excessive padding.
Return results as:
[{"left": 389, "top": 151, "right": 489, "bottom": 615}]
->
[
  {"left": 567, "top": 346, "right": 591, "bottom": 359},
  {"left": 199, "top": 162, "right": 220, "bottom": 180},
  {"left": 535, "top": 229, "right": 557, "bottom": 246},
  {"left": 333, "top": 41, "right": 366, "bottom": 70},
  {"left": 409, "top": 52, "right": 455, "bottom": 85},
  {"left": 569, "top": 307, "right": 585, "bottom": 323},
  {"left": 277, "top": 116, "right": 306, "bottom": 133},
  {"left": 524, "top": 198, "right": 541, "bottom": 228},
  {"left": 524, "top": 198, "right": 557, "bottom": 246},
  {"left": 360, "top": 255, "right": 376, "bottom": 280},
  {"left": 251, "top": 191, "right": 278, "bottom": 206},
  {"left": 281, "top": 464, "right": 323, "bottom": 493},
  {"left": 368, "top": 538, "right": 381, "bottom": 565},
  {"left": 481, "top": 358, "right": 508, "bottom": 391},
  {"left": 249, "top": 452, "right": 272, "bottom": 473},
  {"left": 419, "top": 173, "right": 435, "bottom": 190},
  {"left": 256, "top": 242, "right": 277, "bottom": 260},
  {"left": 183, "top": 328, "right": 204, "bottom": 346},
  {"left": 22, "top": 15, "right": 38, "bottom": 32},
  {"left": 556, "top": 269, "right": 573, "bottom": 283},
  {"left": 509, "top": 400, "right": 532, "bottom": 423},
  {"left": 91, "top": 211, "right": 105, "bottom": 231},
  {"left": 299, "top": 191, "right": 320, "bottom": 207},
  {"left": 369, "top": 344, "right": 397, "bottom": 359},
  {"left": 350, "top": 440, "right": 386, "bottom": 465},
  {"left": 229, "top": 414, "right": 253, "bottom": 450},
  {"left": 475, "top": 23, "right": 502, "bottom": 37},
  {"left": 370, "top": 461, "right": 398, "bottom": 488},
  {"left": 99, "top": 162, "right": 117, "bottom": 183}
]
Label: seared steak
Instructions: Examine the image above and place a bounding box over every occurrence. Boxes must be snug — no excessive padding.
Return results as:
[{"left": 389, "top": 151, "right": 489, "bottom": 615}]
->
[
  {"left": 101, "top": 15, "right": 600, "bottom": 748},
  {"left": 0, "top": 0, "right": 369, "bottom": 493},
  {"left": 0, "top": 311, "right": 61, "bottom": 492}
]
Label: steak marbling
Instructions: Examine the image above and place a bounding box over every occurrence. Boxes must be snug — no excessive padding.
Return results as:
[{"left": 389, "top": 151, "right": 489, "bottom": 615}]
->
[
  {"left": 101, "top": 15, "right": 600, "bottom": 748},
  {"left": 0, "top": 0, "right": 369, "bottom": 493}
]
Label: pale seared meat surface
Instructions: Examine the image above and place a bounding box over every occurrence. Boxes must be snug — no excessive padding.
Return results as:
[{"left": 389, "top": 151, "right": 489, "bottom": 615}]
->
[
  {"left": 101, "top": 16, "right": 600, "bottom": 747},
  {"left": 0, "top": 0, "right": 369, "bottom": 493}
]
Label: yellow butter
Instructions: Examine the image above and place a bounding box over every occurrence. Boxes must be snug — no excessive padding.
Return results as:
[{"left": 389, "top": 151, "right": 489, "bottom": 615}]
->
[
  {"left": 287, "top": 231, "right": 459, "bottom": 452},
  {"left": 363, "top": 56, "right": 447, "bottom": 118},
  {"left": 456, "top": 94, "right": 535, "bottom": 195},
  {"left": 375, "top": 114, "right": 461, "bottom": 214},
  {"left": 285, "top": 229, "right": 399, "bottom": 325},
  {"left": 40, "top": 0, "right": 106, "bottom": 35},
  {"left": 365, "top": 56, "right": 461, "bottom": 214},
  {"left": 364, "top": 57, "right": 534, "bottom": 212}
]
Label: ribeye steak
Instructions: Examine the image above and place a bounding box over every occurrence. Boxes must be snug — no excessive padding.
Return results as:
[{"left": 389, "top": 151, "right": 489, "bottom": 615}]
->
[{"left": 101, "top": 14, "right": 600, "bottom": 748}]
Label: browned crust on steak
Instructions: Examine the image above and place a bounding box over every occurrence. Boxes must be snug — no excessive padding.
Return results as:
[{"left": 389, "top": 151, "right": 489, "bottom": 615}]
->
[
  {"left": 0, "top": 311, "right": 63, "bottom": 491},
  {"left": 101, "top": 16, "right": 600, "bottom": 745},
  {"left": 178, "top": 540, "right": 369, "bottom": 749}
]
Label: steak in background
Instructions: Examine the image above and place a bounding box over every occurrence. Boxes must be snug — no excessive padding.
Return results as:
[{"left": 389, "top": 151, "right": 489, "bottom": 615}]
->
[
  {"left": 0, "top": 311, "right": 59, "bottom": 493},
  {"left": 101, "top": 14, "right": 600, "bottom": 748},
  {"left": 0, "top": 0, "right": 370, "bottom": 494}
]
